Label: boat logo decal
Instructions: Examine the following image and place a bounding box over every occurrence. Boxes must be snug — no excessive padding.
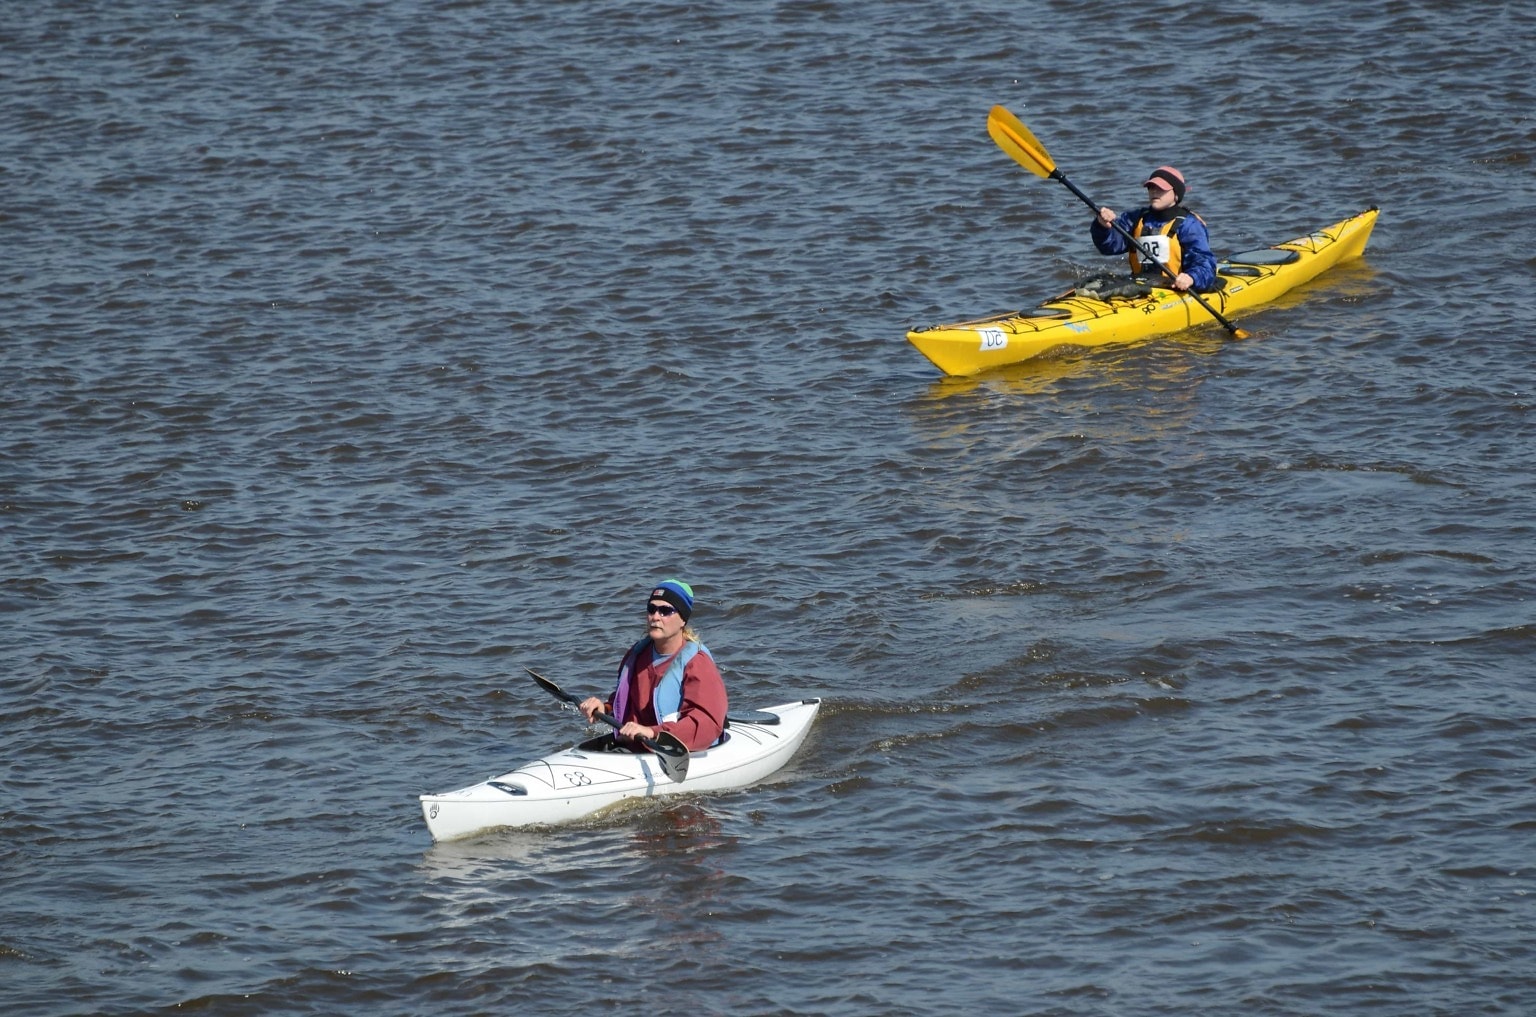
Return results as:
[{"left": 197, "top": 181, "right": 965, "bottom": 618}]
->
[
  {"left": 428, "top": 804, "right": 439, "bottom": 819},
  {"left": 976, "top": 327, "right": 1007, "bottom": 351},
  {"left": 563, "top": 771, "right": 593, "bottom": 786}
]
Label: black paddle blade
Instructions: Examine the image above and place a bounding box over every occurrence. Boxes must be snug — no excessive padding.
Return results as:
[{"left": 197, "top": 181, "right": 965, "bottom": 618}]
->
[
  {"left": 651, "top": 731, "right": 690, "bottom": 783},
  {"left": 526, "top": 667, "right": 578, "bottom": 705}
]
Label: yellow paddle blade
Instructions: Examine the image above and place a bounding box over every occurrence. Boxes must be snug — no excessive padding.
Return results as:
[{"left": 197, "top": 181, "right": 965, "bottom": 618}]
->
[{"left": 987, "top": 104, "right": 1056, "bottom": 178}]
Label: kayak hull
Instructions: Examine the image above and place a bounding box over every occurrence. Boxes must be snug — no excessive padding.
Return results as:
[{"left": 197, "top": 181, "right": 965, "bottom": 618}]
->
[
  {"left": 420, "top": 698, "right": 821, "bottom": 841},
  {"left": 906, "top": 207, "right": 1379, "bottom": 376}
]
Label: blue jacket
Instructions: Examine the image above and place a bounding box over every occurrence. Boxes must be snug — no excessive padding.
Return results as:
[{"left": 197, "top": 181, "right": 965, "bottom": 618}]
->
[{"left": 1090, "top": 205, "right": 1218, "bottom": 292}]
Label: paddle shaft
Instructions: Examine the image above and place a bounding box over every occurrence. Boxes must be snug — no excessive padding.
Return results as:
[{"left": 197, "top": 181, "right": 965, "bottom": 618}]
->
[{"left": 1052, "top": 168, "right": 1248, "bottom": 338}]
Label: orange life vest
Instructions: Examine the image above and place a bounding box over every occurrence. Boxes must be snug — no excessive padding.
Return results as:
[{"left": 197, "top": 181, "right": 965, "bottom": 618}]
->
[{"left": 1129, "top": 209, "right": 1206, "bottom": 278}]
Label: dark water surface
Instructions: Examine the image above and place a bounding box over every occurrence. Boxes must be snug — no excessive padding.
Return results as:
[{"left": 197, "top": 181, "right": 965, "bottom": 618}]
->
[{"left": 5, "top": 2, "right": 1535, "bottom": 1014}]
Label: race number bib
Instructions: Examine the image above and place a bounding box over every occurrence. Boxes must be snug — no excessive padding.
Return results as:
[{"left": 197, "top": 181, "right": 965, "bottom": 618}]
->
[{"left": 1137, "top": 234, "right": 1172, "bottom": 265}]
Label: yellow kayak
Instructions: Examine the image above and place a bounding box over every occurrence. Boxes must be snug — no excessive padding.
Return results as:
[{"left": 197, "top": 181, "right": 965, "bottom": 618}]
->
[{"left": 906, "top": 206, "right": 1379, "bottom": 377}]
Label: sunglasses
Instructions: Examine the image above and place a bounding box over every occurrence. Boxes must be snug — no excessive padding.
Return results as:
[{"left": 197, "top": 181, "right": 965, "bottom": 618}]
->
[{"left": 646, "top": 602, "right": 677, "bottom": 617}]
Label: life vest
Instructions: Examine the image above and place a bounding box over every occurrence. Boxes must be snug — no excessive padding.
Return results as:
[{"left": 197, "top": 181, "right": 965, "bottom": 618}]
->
[
  {"left": 1129, "top": 208, "right": 1203, "bottom": 278},
  {"left": 611, "top": 637, "right": 710, "bottom": 725}
]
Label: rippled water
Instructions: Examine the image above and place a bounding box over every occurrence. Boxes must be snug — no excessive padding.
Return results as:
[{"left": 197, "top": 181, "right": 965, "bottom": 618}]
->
[{"left": 5, "top": 1, "right": 1535, "bottom": 1014}]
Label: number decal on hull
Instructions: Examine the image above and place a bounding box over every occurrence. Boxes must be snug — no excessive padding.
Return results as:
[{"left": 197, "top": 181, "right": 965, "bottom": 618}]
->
[{"left": 977, "top": 327, "right": 1007, "bottom": 351}]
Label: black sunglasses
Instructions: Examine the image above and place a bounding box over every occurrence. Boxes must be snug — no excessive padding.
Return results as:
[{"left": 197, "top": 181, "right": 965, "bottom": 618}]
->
[{"left": 646, "top": 602, "right": 677, "bottom": 617}]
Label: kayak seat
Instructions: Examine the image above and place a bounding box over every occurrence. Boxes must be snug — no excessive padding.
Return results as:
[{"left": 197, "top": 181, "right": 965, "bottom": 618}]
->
[{"left": 579, "top": 734, "right": 643, "bottom": 753}]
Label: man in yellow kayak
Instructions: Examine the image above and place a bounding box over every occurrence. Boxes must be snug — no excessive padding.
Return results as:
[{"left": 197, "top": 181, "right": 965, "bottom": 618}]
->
[{"left": 1091, "top": 165, "right": 1218, "bottom": 293}]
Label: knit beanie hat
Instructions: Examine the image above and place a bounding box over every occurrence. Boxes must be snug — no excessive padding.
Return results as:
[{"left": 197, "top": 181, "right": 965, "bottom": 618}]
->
[{"left": 650, "top": 579, "right": 695, "bottom": 622}]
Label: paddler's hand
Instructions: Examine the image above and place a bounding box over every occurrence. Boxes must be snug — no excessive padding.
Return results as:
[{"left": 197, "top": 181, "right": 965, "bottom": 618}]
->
[
  {"left": 1096, "top": 206, "right": 1116, "bottom": 227},
  {"left": 1172, "top": 272, "right": 1194, "bottom": 291},
  {"left": 578, "top": 696, "right": 603, "bottom": 722},
  {"left": 619, "top": 721, "right": 657, "bottom": 742}
]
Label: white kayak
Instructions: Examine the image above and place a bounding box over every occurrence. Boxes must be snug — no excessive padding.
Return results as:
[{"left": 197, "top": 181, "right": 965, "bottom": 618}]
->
[{"left": 420, "top": 697, "right": 821, "bottom": 842}]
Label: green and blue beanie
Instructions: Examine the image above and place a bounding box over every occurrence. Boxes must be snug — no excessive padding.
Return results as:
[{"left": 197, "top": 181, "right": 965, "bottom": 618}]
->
[{"left": 651, "top": 578, "right": 695, "bottom": 622}]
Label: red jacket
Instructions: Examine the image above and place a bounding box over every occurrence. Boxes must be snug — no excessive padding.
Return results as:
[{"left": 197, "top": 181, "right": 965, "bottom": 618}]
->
[{"left": 610, "top": 641, "right": 727, "bottom": 751}]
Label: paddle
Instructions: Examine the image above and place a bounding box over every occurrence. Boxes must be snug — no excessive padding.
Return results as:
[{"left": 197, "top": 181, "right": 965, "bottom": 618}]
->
[
  {"left": 525, "top": 667, "right": 690, "bottom": 782},
  {"left": 986, "top": 104, "right": 1250, "bottom": 340}
]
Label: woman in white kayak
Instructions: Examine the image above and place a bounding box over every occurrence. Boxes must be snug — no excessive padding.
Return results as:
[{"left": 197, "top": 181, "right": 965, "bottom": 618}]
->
[
  {"left": 1090, "top": 165, "right": 1218, "bottom": 293},
  {"left": 580, "top": 579, "right": 729, "bottom": 752}
]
